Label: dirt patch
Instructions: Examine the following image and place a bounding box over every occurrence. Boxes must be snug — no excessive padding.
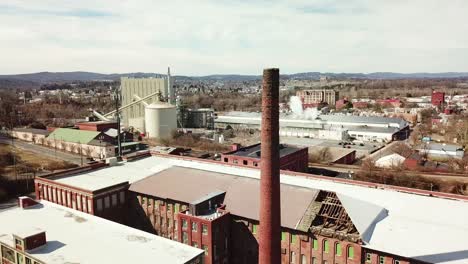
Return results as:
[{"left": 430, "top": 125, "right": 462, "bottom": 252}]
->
[{"left": 0, "top": 143, "right": 77, "bottom": 178}]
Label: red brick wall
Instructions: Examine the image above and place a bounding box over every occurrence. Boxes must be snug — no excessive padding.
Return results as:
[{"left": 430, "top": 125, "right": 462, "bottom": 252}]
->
[
  {"left": 280, "top": 231, "right": 361, "bottom": 264},
  {"left": 431, "top": 92, "right": 445, "bottom": 106},
  {"left": 221, "top": 147, "right": 308, "bottom": 173},
  {"left": 229, "top": 217, "right": 362, "bottom": 264},
  {"left": 76, "top": 122, "right": 118, "bottom": 132},
  {"left": 35, "top": 180, "right": 128, "bottom": 223},
  {"left": 363, "top": 248, "right": 416, "bottom": 264},
  {"left": 177, "top": 211, "right": 230, "bottom": 264}
]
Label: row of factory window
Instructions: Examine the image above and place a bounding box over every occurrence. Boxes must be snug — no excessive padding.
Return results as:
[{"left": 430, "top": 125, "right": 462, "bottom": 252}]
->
[
  {"left": 181, "top": 232, "right": 227, "bottom": 260},
  {"left": 95, "top": 191, "right": 126, "bottom": 212},
  {"left": 366, "top": 253, "right": 401, "bottom": 264},
  {"left": 226, "top": 158, "right": 258, "bottom": 167},
  {"left": 287, "top": 241, "right": 354, "bottom": 263},
  {"left": 39, "top": 185, "right": 93, "bottom": 213},
  {"left": 1, "top": 244, "right": 43, "bottom": 264},
  {"left": 181, "top": 234, "right": 210, "bottom": 256},
  {"left": 181, "top": 219, "right": 209, "bottom": 235},
  {"left": 250, "top": 224, "right": 356, "bottom": 262},
  {"left": 139, "top": 196, "right": 187, "bottom": 215}
]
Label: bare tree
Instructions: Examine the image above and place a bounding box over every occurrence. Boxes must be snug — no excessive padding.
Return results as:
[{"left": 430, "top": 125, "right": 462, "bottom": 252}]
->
[
  {"left": 391, "top": 142, "right": 413, "bottom": 158},
  {"left": 361, "top": 158, "right": 377, "bottom": 177}
]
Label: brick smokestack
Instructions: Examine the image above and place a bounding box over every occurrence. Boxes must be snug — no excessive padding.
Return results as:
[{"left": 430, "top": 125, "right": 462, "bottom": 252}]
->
[{"left": 259, "top": 68, "right": 281, "bottom": 264}]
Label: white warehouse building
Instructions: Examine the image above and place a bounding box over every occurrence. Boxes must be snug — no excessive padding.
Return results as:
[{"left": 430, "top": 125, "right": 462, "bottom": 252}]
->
[{"left": 215, "top": 112, "right": 410, "bottom": 143}]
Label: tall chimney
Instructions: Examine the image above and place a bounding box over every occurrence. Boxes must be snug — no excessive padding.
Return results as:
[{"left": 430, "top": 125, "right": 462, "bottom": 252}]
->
[{"left": 259, "top": 68, "right": 281, "bottom": 264}]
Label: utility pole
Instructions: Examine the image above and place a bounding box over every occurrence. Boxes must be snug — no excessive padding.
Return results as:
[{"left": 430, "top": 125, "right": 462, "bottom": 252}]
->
[
  {"left": 79, "top": 141, "right": 83, "bottom": 166},
  {"left": 54, "top": 134, "right": 57, "bottom": 159},
  {"left": 112, "top": 86, "right": 122, "bottom": 158},
  {"left": 10, "top": 114, "right": 18, "bottom": 191},
  {"left": 99, "top": 135, "right": 105, "bottom": 160}
]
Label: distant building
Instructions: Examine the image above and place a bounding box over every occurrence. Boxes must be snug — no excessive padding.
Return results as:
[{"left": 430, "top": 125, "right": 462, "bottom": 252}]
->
[
  {"left": 46, "top": 128, "right": 115, "bottom": 159},
  {"left": 352, "top": 101, "right": 369, "bottom": 109},
  {"left": 375, "top": 153, "right": 406, "bottom": 168},
  {"left": 416, "top": 142, "right": 464, "bottom": 160},
  {"left": 335, "top": 99, "right": 350, "bottom": 110},
  {"left": 10, "top": 128, "right": 49, "bottom": 144},
  {"left": 0, "top": 197, "right": 204, "bottom": 264},
  {"left": 179, "top": 108, "right": 215, "bottom": 129},
  {"left": 220, "top": 143, "right": 308, "bottom": 172},
  {"left": 76, "top": 121, "right": 118, "bottom": 132},
  {"left": 297, "top": 89, "right": 339, "bottom": 107},
  {"left": 376, "top": 99, "right": 401, "bottom": 108},
  {"left": 215, "top": 113, "right": 410, "bottom": 142},
  {"left": 431, "top": 91, "right": 445, "bottom": 107},
  {"left": 121, "top": 76, "right": 174, "bottom": 130}
]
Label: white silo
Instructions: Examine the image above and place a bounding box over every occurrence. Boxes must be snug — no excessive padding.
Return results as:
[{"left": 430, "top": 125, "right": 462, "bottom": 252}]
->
[{"left": 144, "top": 103, "right": 177, "bottom": 139}]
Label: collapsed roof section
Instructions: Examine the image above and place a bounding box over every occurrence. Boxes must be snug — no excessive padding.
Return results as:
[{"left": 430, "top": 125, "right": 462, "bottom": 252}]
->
[{"left": 129, "top": 166, "right": 387, "bottom": 244}]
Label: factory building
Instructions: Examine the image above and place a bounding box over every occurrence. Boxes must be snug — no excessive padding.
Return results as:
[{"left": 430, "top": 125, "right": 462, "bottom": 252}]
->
[
  {"left": 297, "top": 89, "right": 339, "bottom": 107},
  {"left": 179, "top": 107, "right": 215, "bottom": 129},
  {"left": 220, "top": 143, "right": 308, "bottom": 172},
  {"left": 120, "top": 73, "right": 175, "bottom": 131},
  {"left": 33, "top": 154, "right": 468, "bottom": 264},
  {"left": 0, "top": 197, "right": 204, "bottom": 264},
  {"left": 10, "top": 128, "right": 50, "bottom": 144},
  {"left": 416, "top": 142, "right": 465, "bottom": 160},
  {"left": 46, "top": 128, "right": 116, "bottom": 159},
  {"left": 215, "top": 113, "right": 410, "bottom": 143}
]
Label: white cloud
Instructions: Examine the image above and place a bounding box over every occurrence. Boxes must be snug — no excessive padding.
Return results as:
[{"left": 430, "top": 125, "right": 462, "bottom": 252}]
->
[{"left": 0, "top": 0, "right": 467, "bottom": 75}]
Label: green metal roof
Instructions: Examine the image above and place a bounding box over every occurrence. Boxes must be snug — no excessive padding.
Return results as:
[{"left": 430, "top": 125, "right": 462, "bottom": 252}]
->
[
  {"left": 120, "top": 142, "right": 142, "bottom": 147},
  {"left": 47, "top": 128, "right": 100, "bottom": 144}
]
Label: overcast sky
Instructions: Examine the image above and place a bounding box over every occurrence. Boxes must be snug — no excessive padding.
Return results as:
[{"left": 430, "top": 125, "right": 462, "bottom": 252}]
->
[{"left": 1, "top": 0, "right": 467, "bottom": 75}]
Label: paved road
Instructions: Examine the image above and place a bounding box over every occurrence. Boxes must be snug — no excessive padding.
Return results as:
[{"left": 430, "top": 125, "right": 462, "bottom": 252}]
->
[{"left": 0, "top": 134, "right": 83, "bottom": 165}]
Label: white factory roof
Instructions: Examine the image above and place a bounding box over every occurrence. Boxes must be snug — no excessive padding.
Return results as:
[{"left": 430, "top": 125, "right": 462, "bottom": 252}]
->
[
  {"left": 216, "top": 112, "right": 409, "bottom": 129},
  {"left": 0, "top": 201, "right": 203, "bottom": 264},
  {"left": 45, "top": 155, "right": 468, "bottom": 264}
]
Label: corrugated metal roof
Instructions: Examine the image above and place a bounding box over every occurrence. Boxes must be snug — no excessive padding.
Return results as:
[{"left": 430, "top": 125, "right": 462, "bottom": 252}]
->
[{"left": 47, "top": 128, "right": 100, "bottom": 144}]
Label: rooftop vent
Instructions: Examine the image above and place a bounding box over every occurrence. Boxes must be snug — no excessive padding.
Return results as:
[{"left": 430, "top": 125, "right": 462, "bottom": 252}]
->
[
  {"left": 13, "top": 230, "right": 47, "bottom": 251},
  {"left": 18, "top": 197, "right": 38, "bottom": 209},
  {"left": 106, "top": 157, "right": 118, "bottom": 166}
]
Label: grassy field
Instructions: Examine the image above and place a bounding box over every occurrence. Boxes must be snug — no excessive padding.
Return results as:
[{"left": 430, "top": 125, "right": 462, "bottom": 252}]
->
[{"left": 0, "top": 143, "right": 77, "bottom": 177}]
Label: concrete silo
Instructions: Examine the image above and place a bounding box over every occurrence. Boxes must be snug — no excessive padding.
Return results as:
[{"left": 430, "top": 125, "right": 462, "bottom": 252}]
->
[{"left": 144, "top": 103, "right": 177, "bottom": 139}]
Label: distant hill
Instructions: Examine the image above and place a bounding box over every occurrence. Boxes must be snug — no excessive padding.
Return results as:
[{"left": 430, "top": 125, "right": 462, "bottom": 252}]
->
[
  {"left": 1, "top": 71, "right": 468, "bottom": 87},
  {"left": 0, "top": 71, "right": 165, "bottom": 83}
]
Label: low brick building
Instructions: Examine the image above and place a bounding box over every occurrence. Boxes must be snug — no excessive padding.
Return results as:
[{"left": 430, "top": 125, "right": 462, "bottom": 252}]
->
[
  {"left": 34, "top": 163, "right": 130, "bottom": 224},
  {"left": 220, "top": 143, "right": 308, "bottom": 172},
  {"left": 10, "top": 128, "right": 50, "bottom": 144},
  {"left": 75, "top": 121, "right": 118, "bottom": 132}
]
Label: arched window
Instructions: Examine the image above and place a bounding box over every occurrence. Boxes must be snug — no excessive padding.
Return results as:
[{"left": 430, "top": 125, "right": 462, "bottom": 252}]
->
[
  {"left": 323, "top": 240, "right": 329, "bottom": 253},
  {"left": 335, "top": 243, "right": 342, "bottom": 256},
  {"left": 347, "top": 246, "right": 354, "bottom": 259}
]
